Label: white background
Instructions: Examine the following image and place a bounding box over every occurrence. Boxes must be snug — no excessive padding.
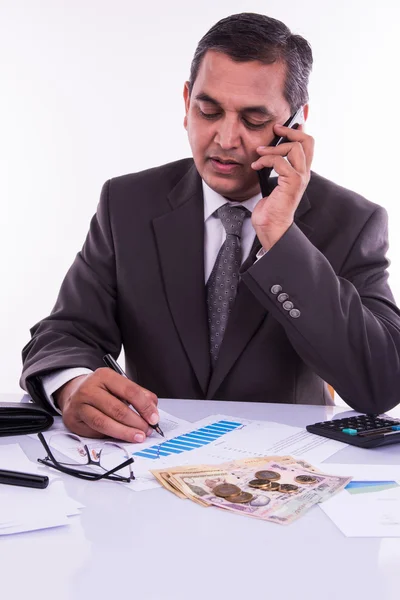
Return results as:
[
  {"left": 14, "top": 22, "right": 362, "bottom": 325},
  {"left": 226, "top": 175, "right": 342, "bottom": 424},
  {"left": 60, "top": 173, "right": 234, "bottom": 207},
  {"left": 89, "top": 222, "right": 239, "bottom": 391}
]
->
[{"left": 1, "top": 0, "right": 399, "bottom": 394}]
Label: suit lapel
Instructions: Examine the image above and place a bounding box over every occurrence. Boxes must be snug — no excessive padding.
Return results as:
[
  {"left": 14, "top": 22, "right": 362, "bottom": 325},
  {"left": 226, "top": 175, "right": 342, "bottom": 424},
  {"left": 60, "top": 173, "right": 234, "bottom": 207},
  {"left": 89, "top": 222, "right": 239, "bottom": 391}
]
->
[
  {"left": 241, "top": 234, "right": 262, "bottom": 271},
  {"left": 153, "top": 165, "right": 210, "bottom": 394},
  {"left": 294, "top": 186, "right": 313, "bottom": 239}
]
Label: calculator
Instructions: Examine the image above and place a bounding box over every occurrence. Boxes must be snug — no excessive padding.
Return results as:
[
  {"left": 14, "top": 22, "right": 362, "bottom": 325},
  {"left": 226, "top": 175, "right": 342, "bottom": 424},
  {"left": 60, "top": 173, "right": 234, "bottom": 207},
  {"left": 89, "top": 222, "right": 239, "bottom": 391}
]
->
[{"left": 306, "top": 414, "right": 400, "bottom": 448}]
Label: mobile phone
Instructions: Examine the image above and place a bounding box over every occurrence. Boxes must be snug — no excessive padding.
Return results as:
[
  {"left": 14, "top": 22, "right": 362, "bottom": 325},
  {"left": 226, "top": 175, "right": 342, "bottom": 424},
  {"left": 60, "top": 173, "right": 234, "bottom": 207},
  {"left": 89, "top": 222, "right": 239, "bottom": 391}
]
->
[{"left": 257, "top": 106, "right": 305, "bottom": 197}]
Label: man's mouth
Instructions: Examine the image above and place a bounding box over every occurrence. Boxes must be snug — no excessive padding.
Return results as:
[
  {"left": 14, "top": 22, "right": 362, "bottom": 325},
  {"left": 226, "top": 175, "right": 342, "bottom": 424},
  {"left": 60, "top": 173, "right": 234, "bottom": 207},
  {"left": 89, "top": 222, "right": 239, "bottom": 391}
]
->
[
  {"left": 209, "top": 157, "right": 242, "bottom": 174},
  {"left": 210, "top": 156, "right": 240, "bottom": 165}
]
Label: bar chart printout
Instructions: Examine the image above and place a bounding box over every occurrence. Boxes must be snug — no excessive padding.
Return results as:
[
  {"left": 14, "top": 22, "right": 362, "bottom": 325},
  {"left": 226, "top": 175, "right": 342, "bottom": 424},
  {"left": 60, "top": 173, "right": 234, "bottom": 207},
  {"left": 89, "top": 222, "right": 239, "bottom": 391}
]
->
[{"left": 133, "top": 420, "right": 243, "bottom": 460}]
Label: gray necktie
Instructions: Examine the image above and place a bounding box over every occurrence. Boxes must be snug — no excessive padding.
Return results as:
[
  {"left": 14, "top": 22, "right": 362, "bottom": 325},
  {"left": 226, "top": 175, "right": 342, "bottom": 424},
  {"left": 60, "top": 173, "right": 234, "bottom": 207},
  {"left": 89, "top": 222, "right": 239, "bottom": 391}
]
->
[{"left": 206, "top": 204, "right": 251, "bottom": 366}]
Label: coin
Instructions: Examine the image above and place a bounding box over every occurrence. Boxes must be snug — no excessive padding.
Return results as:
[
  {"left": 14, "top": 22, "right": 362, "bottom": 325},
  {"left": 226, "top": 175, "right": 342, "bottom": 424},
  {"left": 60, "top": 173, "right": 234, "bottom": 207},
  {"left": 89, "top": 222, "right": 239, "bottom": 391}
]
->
[
  {"left": 225, "top": 491, "right": 253, "bottom": 504},
  {"left": 255, "top": 470, "right": 281, "bottom": 481},
  {"left": 213, "top": 483, "right": 242, "bottom": 498},
  {"left": 279, "top": 484, "right": 299, "bottom": 493},
  {"left": 248, "top": 479, "right": 271, "bottom": 489},
  {"left": 295, "top": 475, "right": 317, "bottom": 484},
  {"left": 269, "top": 482, "right": 280, "bottom": 491}
]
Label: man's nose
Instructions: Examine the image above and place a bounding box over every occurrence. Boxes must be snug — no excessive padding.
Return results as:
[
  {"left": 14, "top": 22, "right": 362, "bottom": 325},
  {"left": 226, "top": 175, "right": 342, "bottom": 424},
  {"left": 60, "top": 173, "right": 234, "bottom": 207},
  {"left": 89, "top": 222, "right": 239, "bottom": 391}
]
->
[{"left": 214, "top": 117, "right": 241, "bottom": 149}]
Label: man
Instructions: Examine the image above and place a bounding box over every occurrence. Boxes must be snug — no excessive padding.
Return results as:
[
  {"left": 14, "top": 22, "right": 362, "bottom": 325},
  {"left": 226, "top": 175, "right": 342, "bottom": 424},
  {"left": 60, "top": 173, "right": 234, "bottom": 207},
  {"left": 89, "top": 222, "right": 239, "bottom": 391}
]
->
[{"left": 21, "top": 13, "right": 400, "bottom": 443}]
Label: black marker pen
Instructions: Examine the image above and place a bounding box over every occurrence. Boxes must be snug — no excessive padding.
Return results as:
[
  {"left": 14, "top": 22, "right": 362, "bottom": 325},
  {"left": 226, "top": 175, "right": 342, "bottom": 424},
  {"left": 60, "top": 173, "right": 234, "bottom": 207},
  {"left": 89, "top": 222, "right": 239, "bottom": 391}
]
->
[{"left": 0, "top": 469, "right": 49, "bottom": 489}]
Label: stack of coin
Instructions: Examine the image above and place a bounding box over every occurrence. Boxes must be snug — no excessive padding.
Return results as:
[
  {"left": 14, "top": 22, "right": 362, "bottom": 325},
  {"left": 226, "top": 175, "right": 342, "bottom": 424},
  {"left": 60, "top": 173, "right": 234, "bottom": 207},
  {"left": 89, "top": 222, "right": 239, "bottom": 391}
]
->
[
  {"left": 247, "top": 470, "right": 300, "bottom": 494},
  {"left": 279, "top": 484, "right": 299, "bottom": 493},
  {"left": 294, "top": 475, "right": 318, "bottom": 484},
  {"left": 248, "top": 479, "right": 283, "bottom": 492},
  {"left": 255, "top": 470, "right": 281, "bottom": 481},
  {"left": 212, "top": 471, "right": 315, "bottom": 502},
  {"left": 248, "top": 479, "right": 272, "bottom": 490},
  {"left": 213, "top": 483, "right": 254, "bottom": 504}
]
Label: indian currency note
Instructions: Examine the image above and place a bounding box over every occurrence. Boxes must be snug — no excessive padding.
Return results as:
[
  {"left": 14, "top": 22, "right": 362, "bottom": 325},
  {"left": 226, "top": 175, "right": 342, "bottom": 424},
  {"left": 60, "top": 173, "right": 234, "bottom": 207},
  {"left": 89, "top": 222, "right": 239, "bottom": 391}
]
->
[
  {"left": 151, "top": 457, "right": 289, "bottom": 498},
  {"left": 170, "top": 461, "right": 352, "bottom": 524},
  {"left": 151, "top": 470, "right": 187, "bottom": 499}
]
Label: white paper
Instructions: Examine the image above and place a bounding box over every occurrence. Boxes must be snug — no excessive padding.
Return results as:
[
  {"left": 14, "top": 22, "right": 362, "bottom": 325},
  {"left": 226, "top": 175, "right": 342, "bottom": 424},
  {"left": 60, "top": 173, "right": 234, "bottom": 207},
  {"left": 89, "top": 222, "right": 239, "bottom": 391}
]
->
[
  {"left": 0, "top": 510, "right": 71, "bottom": 535},
  {"left": 203, "top": 421, "right": 347, "bottom": 464},
  {"left": 316, "top": 463, "right": 400, "bottom": 537},
  {"left": 155, "top": 408, "right": 190, "bottom": 432},
  {"left": 321, "top": 485, "right": 400, "bottom": 537},
  {"left": 0, "top": 444, "right": 84, "bottom": 536},
  {"left": 315, "top": 463, "right": 400, "bottom": 481}
]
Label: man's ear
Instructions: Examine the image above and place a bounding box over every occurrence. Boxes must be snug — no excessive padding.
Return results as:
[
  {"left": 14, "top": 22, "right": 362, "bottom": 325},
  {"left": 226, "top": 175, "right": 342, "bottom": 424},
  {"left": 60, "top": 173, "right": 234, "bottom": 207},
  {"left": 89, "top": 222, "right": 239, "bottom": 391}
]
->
[
  {"left": 183, "top": 81, "right": 190, "bottom": 130},
  {"left": 302, "top": 103, "right": 309, "bottom": 122}
]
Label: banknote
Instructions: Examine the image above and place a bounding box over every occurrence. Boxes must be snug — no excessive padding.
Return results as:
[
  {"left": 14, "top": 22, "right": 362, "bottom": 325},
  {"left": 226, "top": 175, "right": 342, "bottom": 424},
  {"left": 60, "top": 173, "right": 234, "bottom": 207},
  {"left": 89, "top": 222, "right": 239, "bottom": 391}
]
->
[
  {"left": 222, "top": 455, "right": 323, "bottom": 473},
  {"left": 151, "top": 463, "right": 235, "bottom": 503},
  {"left": 151, "top": 456, "right": 352, "bottom": 525},
  {"left": 152, "top": 456, "right": 325, "bottom": 505},
  {"left": 151, "top": 469, "right": 187, "bottom": 499},
  {"left": 151, "top": 456, "right": 287, "bottom": 499}
]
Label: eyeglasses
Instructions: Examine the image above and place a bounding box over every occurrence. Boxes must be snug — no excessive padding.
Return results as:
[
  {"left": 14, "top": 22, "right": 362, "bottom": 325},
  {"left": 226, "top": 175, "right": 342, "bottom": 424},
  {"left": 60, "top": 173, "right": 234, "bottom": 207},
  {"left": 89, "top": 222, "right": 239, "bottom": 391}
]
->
[{"left": 37, "top": 432, "right": 135, "bottom": 482}]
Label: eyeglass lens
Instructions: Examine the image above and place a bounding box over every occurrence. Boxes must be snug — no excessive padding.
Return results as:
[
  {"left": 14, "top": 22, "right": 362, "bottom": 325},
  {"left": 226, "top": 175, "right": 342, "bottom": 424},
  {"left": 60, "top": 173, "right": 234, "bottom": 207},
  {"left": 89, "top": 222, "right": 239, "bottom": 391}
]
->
[{"left": 47, "top": 433, "right": 133, "bottom": 479}]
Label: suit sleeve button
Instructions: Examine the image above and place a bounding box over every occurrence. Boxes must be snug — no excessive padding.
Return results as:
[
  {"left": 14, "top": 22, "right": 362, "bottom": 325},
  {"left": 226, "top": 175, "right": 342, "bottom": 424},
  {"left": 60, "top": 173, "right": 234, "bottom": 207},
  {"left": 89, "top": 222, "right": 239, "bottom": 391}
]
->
[
  {"left": 289, "top": 308, "right": 301, "bottom": 318},
  {"left": 271, "top": 285, "right": 282, "bottom": 294},
  {"left": 277, "top": 293, "right": 289, "bottom": 303},
  {"left": 283, "top": 300, "right": 294, "bottom": 311}
]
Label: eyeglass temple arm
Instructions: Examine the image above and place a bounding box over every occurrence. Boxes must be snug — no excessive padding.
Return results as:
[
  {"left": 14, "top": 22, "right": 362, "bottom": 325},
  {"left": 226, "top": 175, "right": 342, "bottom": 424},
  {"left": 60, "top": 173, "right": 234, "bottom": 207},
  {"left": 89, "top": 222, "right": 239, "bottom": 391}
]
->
[
  {"left": 37, "top": 432, "right": 60, "bottom": 464},
  {"left": 102, "top": 457, "right": 134, "bottom": 477}
]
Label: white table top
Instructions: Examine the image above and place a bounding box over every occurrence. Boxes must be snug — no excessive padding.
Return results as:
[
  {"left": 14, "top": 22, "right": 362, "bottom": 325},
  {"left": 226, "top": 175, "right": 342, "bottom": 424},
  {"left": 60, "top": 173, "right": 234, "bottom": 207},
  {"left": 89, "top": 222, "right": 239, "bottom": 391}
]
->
[{"left": 1, "top": 392, "right": 400, "bottom": 600}]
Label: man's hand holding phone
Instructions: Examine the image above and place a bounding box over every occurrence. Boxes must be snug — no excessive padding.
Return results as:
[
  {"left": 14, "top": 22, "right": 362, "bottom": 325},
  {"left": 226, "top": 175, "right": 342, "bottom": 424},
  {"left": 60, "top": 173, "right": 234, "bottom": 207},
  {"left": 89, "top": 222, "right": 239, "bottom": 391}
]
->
[{"left": 251, "top": 113, "right": 314, "bottom": 251}]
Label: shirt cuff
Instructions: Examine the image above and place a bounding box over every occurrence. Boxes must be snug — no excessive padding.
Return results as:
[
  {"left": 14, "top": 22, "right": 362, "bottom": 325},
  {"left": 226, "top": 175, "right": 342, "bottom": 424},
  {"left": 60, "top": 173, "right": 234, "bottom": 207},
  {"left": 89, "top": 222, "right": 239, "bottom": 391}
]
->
[
  {"left": 255, "top": 247, "right": 268, "bottom": 262},
  {"left": 41, "top": 368, "right": 93, "bottom": 415}
]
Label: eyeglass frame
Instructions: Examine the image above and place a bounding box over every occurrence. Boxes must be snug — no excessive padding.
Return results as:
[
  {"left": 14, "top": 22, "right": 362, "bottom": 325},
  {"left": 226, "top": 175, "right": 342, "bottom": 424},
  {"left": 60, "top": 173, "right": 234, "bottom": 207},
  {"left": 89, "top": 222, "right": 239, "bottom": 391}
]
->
[{"left": 37, "top": 432, "right": 135, "bottom": 483}]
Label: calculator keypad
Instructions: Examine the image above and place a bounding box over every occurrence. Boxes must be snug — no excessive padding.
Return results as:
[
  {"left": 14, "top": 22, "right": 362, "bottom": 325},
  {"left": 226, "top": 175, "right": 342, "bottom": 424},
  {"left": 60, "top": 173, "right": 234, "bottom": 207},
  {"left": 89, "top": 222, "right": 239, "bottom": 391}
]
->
[
  {"left": 307, "top": 415, "right": 400, "bottom": 448},
  {"left": 313, "top": 416, "right": 400, "bottom": 432}
]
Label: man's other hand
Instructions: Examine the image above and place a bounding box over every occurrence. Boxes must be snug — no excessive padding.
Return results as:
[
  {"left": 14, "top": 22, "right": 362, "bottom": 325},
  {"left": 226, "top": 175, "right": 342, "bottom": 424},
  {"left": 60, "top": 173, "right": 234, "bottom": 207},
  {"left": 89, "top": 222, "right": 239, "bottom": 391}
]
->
[{"left": 54, "top": 368, "right": 159, "bottom": 443}]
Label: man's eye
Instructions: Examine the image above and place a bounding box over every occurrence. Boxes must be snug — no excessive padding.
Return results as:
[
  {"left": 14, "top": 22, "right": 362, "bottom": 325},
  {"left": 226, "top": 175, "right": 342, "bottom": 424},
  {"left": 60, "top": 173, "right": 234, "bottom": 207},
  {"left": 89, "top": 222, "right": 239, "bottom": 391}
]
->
[
  {"left": 243, "top": 119, "right": 267, "bottom": 130},
  {"left": 199, "top": 109, "right": 220, "bottom": 120}
]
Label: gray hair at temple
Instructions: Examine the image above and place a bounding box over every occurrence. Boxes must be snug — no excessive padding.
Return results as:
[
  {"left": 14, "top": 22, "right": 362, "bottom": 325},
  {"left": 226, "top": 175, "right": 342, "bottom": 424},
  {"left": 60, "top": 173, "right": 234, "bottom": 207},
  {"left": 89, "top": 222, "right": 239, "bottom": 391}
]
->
[{"left": 188, "top": 12, "right": 313, "bottom": 113}]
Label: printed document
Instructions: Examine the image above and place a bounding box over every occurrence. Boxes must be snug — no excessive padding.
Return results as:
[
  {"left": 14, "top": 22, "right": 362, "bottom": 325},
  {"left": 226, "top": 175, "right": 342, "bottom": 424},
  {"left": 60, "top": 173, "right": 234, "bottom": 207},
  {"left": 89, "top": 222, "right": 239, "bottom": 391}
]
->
[{"left": 317, "top": 464, "right": 400, "bottom": 537}]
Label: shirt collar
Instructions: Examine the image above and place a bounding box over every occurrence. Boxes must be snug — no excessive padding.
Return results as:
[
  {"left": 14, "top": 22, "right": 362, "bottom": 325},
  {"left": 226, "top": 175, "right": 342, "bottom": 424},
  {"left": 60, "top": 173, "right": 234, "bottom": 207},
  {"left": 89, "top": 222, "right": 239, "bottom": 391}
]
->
[{"left": 202, "top": 179, "right": 262, "bottom": 222}]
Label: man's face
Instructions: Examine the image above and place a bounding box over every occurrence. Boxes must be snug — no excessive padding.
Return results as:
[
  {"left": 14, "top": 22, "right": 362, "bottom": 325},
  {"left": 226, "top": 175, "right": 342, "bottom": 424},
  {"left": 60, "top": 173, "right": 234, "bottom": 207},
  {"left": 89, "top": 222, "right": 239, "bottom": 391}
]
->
[{"left": 183, "top": 50, "right": 292, "bottom": 202}]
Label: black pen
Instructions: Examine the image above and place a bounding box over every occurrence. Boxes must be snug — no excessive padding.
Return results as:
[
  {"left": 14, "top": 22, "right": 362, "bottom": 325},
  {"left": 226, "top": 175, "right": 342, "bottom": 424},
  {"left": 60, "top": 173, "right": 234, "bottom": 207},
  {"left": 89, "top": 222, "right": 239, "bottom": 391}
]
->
[
  {"left": 0, "top": 469, "right": 49, "bottom": 489},
  {"left": 103, "top": 354, "right": 164, "bottom": 437}
]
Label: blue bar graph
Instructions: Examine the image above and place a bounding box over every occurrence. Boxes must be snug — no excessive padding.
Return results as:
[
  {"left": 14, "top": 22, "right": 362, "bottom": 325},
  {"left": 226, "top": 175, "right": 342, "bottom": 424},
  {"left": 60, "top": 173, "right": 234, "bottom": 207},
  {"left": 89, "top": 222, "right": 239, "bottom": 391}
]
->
[{"left": 133, "top": 419, "right": 242, "bottom": 460}]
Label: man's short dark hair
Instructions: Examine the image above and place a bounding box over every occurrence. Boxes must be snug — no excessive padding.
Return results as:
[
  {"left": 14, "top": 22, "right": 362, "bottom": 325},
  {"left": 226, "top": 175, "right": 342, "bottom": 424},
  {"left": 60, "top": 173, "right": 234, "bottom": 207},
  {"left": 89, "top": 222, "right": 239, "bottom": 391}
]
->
[{"left": 189, "top": 13, "right": 313, "bottom": 113}]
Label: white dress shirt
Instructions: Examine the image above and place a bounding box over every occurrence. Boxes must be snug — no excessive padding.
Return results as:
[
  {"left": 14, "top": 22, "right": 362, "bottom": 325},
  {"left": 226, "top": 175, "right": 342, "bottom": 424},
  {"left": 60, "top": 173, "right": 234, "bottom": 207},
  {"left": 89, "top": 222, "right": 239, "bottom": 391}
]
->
[
  {"left": 202, "top": 179, "right": 262, "bottom": 280},
  {"left": 42, "top": 179, "right": 264, "bottom": 413}
]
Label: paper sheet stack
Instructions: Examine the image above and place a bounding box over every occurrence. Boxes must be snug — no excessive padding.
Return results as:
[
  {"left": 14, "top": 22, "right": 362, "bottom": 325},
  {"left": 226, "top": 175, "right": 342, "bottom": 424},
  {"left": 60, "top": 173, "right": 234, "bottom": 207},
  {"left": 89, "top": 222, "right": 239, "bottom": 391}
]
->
[{"left": 0, "top": 444, "right": 84, "bottom": 535}]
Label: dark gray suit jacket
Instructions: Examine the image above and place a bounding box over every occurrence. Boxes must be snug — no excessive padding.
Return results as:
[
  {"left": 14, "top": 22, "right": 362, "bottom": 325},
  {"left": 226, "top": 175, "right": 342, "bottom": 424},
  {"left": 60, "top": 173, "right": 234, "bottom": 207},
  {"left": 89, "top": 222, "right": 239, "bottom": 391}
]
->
[{"left": 21, "top": 158, "right": 400, "bottom": 414}]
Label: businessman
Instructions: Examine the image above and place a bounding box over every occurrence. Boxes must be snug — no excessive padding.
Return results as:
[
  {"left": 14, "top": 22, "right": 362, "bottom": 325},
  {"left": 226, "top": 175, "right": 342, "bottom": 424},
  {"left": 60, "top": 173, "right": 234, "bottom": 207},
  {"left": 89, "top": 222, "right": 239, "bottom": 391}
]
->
[{"left": 21, "top": 13, "right": 400, "bottom": 443}]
